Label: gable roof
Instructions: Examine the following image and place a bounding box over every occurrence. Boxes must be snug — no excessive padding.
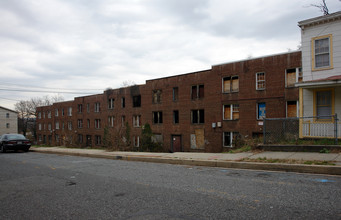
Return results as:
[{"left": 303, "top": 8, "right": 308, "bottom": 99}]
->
[{"left": 0, "top": 106, "right": 18, "bottom": 114}]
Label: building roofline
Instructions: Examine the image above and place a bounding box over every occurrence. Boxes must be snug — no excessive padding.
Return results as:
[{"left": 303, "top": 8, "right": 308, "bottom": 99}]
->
[
  {"left": 0, "top": 106, "right": 18, "bottom": 113},
  {"left": 146, "top": 69, "right": 212, "bottom": 82},
  {"left": 212, "top": 50, "right": 301, "bottom": 67},
  {"left": 298, "top": 11, "right": 341, "bottom": 28}
]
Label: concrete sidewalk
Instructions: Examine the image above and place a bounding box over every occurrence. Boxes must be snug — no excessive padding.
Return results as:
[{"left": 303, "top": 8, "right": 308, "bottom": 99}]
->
[{"left": 30, "top": 147, "right": 341, "bottom": 175}]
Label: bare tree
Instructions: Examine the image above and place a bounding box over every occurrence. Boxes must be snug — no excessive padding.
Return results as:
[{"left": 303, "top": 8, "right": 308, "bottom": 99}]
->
[
  {"left": 311, "top": 0, "right": 329, "bottom": 15},
  {"left": 15, "top": 95, "right": 64, "bottom": 138}
]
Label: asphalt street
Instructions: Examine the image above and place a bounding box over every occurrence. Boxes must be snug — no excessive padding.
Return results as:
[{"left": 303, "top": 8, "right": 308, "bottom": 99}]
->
[{"left": 0, "top": 152, "right": 340, "bottom": 219}]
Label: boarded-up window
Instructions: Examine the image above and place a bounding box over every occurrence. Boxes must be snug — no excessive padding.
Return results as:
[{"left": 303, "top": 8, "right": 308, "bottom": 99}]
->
[
  {"left": 191, "top": 129, "right": 205, "bottom": 149},
  {"left": 223, "top": 76, "right": 239, "bottom": 93},
  {"left": 223, "top": 104, "right": 239, "bottom": 120},
  {"left": 287, "top": 101, "right": 297, "bottom": 118},
  {"left": 286, "top": 69, "right": 296, "bottom": 87},
  {"left": 256, "top": 72, "right": 265, "bottom": 90}
]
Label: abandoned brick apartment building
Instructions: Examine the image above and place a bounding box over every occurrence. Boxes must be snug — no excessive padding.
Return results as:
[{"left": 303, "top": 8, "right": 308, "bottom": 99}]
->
[{"left": 36, "top": 51, "right": 301, "bottom": 152}]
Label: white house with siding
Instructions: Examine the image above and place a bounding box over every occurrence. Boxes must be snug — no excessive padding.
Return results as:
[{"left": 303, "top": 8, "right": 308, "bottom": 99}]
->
[
  {"left": 0, "top": 106, "right": 18, "bottom": 135},
  {"left": 297, "top": 11, "right": 341, "bottom": 139}
]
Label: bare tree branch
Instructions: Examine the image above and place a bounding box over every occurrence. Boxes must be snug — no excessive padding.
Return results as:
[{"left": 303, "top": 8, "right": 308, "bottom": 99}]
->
[{"left": 311, "top": 0, "right": 329, "bottom": 15}]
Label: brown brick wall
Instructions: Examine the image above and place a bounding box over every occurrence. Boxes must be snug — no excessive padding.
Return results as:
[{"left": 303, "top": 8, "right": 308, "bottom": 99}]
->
[{"left": 36, "top": 51, "right": 301, "bottom": 152}]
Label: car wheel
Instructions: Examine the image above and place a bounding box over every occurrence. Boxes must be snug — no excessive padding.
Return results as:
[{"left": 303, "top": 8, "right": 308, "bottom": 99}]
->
[{"left": 0, "top": 145, "right": 6, "bottom": 153}]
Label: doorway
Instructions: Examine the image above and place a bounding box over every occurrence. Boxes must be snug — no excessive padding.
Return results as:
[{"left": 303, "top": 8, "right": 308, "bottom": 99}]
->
[{"left": 171, "top": 135, "right": 182, "bottom": 152}]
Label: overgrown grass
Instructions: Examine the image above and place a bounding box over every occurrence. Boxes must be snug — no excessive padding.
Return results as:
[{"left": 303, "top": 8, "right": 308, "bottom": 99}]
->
[
  {"left": 241, "top": 157, "right": 335, "bottom": 165},
  {"left": 225, "top": 146, "right": 252, "bottom": 154}
]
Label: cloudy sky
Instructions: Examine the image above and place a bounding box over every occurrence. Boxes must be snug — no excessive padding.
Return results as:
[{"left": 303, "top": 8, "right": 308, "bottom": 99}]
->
[{"left": 1, "top": 0, "right": 340, "bottom": 109}]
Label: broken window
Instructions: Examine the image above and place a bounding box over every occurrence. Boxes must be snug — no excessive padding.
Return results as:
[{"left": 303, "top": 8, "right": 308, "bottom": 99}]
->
[
  {"left": 108, "top": 98, "right": 114, "bottom": 109},
  {"left": 133, "top": 115, "right": 141, "bottom": 127},
  {"left": 133, "top": 136, "right": 140, "bottom": 147},
  {"left": 121, "top": 97, "right": 125, "bottom": 108},
  {"left": 191, "top": 85, "right": 204, "bottom": 100},
  {"left": 78, "top": 104, "right": 83, "bottom": 113},
  {"left": 95, "top": 135, "right": 101, "bottom": 145},
  {"left": 153, "top": 111, "right": 163, "bottom": 124},
  {"left": 95, "top": 119, "right": 101, "bottom": 129},
  {"left": 152, "top": 90, "right": 162, "bottom": 104},
  {"left": 223, "top": 104, "right": 239, "bottom": 120},
  {"left": 94, "top": 102, "right": 100, "bottom": 112},
  {"left": 173, "top": 110, "right": 179, "bottom": 124},
  {"left": 173, "top": 87, "right": 178, "bottom": 101},
  {"left": 68, "top": 107, "right": 72, "bottom": 116},
  {"left": 191, "top": 109, "right": 205, "bottom": 124},
  {"left": 223, "top": 132, "right": 239, "bottom": 147},
  {"left": 78, "top": 119, "right": 83, "bottom": 128},
  {"left": 108, "top": 116, "right": 114, "bottom": 127},
  {"left": 223, "top": 76, "right": 239, "bottom": 93},
  {"left": 256, "top": 72, "right": 265, "bottom": 90},
  {"left": 68, "top": 121, "right": 72, "bottom": 130},
  {"left": 133, "top": 95, "right": 141, "bottom": 107}
]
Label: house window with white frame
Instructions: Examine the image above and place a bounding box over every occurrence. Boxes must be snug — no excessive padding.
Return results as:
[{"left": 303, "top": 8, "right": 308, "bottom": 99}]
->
[
  {"left": 133, "top": 115, "right": 141, "bottom": 127},
  {"left": 256, "top": 72, "right": 265, "bottom": 90},
  {"left": 55, "top": 122, "right": 59, "bottom": 130},
  {"left": 313, "top": 35, "right": 332, "bottom": 70},
  {"left": 38, "top": 123, "right": 42, "bottom": 130},
  {"left": 223, "top": 76, "right": 239, "bottom": 93},
  {"left": 48, "top": 123, "right": 52, "bottom": 131},
  {"left": 223, "top": 104, "right": 239, "bottom": 120},
  {"left": 55, "top": 109, "right": 59, "bottom": 117}
]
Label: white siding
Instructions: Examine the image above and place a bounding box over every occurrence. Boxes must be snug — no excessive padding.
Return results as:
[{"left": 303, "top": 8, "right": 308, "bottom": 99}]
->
[
  {"left": 303, "top": 89, "right": 314, "bottom": 117},
  {"left": 301, "top": 19, "right": 341, "bottom": 81},
  {"left": 0, "top": 107, "right": 18, "bottom": 134}
]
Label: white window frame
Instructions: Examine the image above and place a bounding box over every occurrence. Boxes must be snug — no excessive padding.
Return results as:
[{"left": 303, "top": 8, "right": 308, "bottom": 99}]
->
[
  {"left": 94, "top": 103, "right": 100, "bottom": 113},
  {"left": 256, "top": 72, "right": 265, "bottom": 90},
  {"left": 55, "top": 122, "right": 59, "bottom": 130},
  {"left": 312, "top": 35, "right": 332, "bottom": 70},
  {"left": 223, "top": 104, "right": 239, "bottom": 120},
  {"left": 55, "top": 109, "right": 59, "bottom": 117},
  {"left": 95, "top": 119, "right": 101, "bottom": 129},
  {"left": 108, "top": 116, "right": 114, "bottom": 127},
  {"left": 78, "top": 119, "right": 83, "bottom": 128},
  {"left": 68, "top": 121, "right": 72, "bottom": 130}
]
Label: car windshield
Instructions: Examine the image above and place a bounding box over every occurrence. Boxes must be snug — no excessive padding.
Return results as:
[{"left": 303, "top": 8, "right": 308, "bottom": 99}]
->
[{"left": 6, "top": 134, "right": 26, "bottom": 140}]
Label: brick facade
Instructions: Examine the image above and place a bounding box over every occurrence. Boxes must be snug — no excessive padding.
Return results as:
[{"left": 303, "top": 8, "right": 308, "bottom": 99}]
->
[{"left": 36, "top": 51, "right": 301, "bottom": 152}]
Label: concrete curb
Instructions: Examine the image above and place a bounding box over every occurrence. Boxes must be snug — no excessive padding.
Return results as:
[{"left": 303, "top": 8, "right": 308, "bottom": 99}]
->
[{"left": 30, "top": 149, "right": 341, "bottom": 175}]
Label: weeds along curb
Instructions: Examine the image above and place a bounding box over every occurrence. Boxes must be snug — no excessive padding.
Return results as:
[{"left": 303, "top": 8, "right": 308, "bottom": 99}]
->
[{"left": 30, "top": 149, "right": 341, "bottom": 176}]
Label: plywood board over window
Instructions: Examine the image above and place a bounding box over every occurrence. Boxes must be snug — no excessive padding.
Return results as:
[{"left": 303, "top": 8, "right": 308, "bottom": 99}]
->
[
  {"left": 287, "top": 101, "right": 297, "bottom": 118},
  {"left": 190, "top": 129, "right": 205, "bottom": 149}
]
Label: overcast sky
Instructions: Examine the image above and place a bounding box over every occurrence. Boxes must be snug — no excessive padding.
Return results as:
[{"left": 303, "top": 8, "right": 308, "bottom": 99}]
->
[{"left": 1, "top": 0, "right": 340, "bottom": 109}]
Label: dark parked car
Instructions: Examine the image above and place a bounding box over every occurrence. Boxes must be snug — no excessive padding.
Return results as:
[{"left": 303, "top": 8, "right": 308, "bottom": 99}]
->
[{"left": 0, "top": 134, "right": 31, "bottom": 153}]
